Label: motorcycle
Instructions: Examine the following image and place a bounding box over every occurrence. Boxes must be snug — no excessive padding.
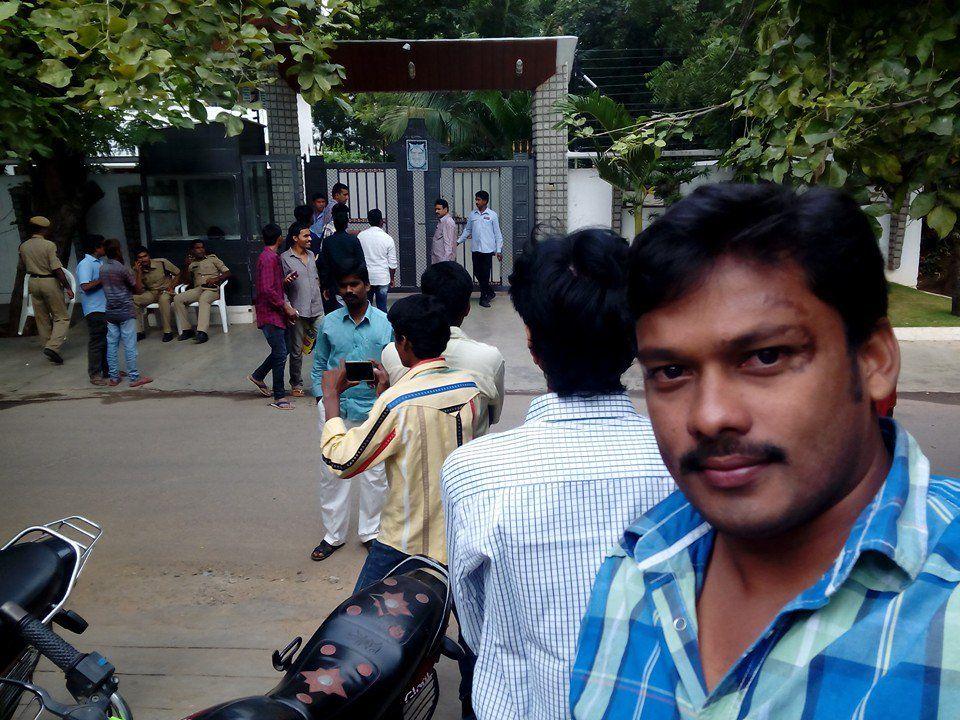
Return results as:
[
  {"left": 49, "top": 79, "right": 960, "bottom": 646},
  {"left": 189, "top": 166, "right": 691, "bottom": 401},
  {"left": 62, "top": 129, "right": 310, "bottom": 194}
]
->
[{"left": 0, "top": 518, "right": 464, "bottom": 720}]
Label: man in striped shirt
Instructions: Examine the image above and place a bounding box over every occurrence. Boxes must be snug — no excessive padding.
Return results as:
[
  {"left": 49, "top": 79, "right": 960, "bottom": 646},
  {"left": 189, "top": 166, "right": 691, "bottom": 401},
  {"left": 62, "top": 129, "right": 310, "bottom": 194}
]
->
[
  {"left": 571, "top": 184, "right": 960, "bottom": 719},
  {"left": 319, "top": 293, "right": 481, "bottom": 591},
  {"left": 440, "top": 229, "right": 674, "bottom": 720}
]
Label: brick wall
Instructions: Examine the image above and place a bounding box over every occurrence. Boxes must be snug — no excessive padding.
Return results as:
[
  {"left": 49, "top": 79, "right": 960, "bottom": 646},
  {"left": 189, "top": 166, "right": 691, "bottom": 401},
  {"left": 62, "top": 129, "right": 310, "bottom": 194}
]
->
[
  {"left": 532, "top": 63, "right": 570, "bottom": 233},
  {"left": 261, "top": 74, "right": 302, "bottom": 224}
]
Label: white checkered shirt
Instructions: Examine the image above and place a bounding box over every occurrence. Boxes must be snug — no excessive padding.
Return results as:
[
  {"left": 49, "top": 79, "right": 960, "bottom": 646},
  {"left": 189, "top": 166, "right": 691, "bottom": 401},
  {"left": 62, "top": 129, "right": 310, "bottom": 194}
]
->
[{"left": 440, "top": 393, "right": 675, "bottom": 720}]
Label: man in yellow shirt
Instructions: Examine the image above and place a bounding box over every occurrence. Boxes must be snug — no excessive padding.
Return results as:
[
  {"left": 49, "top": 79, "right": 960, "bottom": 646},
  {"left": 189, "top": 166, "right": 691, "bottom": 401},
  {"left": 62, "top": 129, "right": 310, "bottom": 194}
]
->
[
  {"left": 319, "top": 294, "right": 481, "bottom": 590},
  {"left": 17, "top": 216, "right": 74, "bottom": 364}
]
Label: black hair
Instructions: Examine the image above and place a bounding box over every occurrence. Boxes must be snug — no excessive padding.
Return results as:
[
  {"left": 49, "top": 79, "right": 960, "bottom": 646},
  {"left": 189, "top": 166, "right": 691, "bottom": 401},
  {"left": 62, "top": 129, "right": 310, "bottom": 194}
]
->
[
  {"left": 262, "top": 223, "right": 283, "bottom": 246},
  {"left": 290, "top": 222, "right": 311, "bottom": 239},
  {"left": 475, "top": 190, "right": 489, "bottom": 203},
  {"left": 628, "top": 183, "right": 888, "bottom": 348},
  {"left": 131, "top": 244, "right": 149, "bottom": 258},
  {"left": 421, "top": 261, "right": 472, "bottom": 326},
  {"left": 332, "top": 204, "right": 350, "bottom": 232},
  {"left": 331, "top": 182, "right": 349, "bottom": 199},
  {"left": 367, "top": 208, "right": 383, "bottom": 227},
  {"left": 388, "top": 294, "right": 451, "bottom": 360},
  {"left": 83, "top": 234, "right": 105, "bottom": 254},
  {"left": 191, "top": 239, "right": 206, "bottom": 249},
  {"left": 435, "top": 198, "right": 449, "bottom": 210},
  {"left": 335, "top": 261, "right": 369, "bottom": 285},
  {"left": 294, "top": 204, "right": 312, "bottom": 224},
  {"left": 103, "top": 238, "right": 123, "bottom": 261},
  {"left": 311, "top": 191, "right": 328, "bottom": 202},
  {"left": 509, "top": 228, "right": 635, "bottom": 397}
]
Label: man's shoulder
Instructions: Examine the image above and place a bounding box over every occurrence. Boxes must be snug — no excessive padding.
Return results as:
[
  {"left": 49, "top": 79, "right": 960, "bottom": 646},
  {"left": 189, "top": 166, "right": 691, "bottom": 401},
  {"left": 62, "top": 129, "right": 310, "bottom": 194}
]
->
[
  {"left": 366, "top": 305, "right": 389, "bottom": 325},
  {"left": 323, "top": 306, "right": 348, "bottom": 325},
  {"left": 451, "top": 334, "right": 504, "bottom": 365}
]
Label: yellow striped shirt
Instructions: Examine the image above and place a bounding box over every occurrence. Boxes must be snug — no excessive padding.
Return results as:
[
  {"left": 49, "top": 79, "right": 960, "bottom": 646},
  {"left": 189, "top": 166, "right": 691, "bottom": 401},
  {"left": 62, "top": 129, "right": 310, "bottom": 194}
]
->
[{"left": 321, "top": 359, "right": 481, "bottom": 563}]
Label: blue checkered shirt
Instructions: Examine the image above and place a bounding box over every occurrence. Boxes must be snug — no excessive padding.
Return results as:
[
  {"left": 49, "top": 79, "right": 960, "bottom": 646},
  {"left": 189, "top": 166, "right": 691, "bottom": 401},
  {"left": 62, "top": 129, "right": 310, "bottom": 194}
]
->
[
  {"left": 571, "top": 419, "right": 960, "bottom": 719},
  {"left": 440, "top": 393, "right": 675, "bottom": 719}
]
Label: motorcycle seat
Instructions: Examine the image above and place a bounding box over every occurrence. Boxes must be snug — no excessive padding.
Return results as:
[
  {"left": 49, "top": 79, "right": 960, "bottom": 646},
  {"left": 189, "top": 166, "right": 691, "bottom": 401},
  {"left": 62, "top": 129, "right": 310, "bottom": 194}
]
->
[{"left": 0, "top": 538, "right": 75, "bottom": 669}]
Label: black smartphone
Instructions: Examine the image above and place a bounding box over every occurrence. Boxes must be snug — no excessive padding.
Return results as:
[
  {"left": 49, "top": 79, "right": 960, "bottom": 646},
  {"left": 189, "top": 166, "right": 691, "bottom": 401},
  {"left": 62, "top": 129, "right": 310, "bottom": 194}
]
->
[{"left": 344, "top": 361, "right": 375, "bottom": 382}]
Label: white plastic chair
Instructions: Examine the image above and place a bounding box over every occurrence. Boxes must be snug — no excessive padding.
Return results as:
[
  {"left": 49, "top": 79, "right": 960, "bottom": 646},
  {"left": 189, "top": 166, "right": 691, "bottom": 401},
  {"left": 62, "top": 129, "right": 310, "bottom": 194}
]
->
[
  {"left": 172, "top": 280, "right": 229, "bottom": 335},
  {"left": 18, "top": 268, "right": 78, "bottom": 335},
  {"left": 141, "top": 293, "right": 171, "bottom": 330}
]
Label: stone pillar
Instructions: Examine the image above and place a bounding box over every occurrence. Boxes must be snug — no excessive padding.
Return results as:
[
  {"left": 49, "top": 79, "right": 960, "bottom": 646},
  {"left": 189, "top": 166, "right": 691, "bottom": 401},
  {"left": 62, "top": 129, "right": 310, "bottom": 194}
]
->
[
  {"left": 611, "top": 187, "right": 624, "bottom": 236},
  {"left": 261, "top": 73, "right": 303, "bottom": 224},
  {"left": 531, "top": 37, "right": 577, "bottom": 233}
]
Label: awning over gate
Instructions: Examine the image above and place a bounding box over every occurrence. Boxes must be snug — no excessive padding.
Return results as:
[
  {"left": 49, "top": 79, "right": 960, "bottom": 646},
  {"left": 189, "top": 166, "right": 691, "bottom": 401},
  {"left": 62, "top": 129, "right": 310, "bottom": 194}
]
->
[{"left": 284, "top": 37, "right": 575, "bottom": 93}]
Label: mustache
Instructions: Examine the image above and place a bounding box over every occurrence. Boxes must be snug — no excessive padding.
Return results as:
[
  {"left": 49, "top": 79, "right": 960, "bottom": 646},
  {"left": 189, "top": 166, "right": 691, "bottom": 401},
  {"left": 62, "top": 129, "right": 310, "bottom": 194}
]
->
[{"left": 679, "top": 435, "right": 787, "bottom": 474}]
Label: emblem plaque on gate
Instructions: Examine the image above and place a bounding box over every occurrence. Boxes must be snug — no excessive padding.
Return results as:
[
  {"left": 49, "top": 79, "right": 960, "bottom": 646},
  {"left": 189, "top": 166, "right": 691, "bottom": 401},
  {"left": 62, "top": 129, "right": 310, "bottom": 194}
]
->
[{"left": 406, "top": 140, "right": 428, "bottom": 172}]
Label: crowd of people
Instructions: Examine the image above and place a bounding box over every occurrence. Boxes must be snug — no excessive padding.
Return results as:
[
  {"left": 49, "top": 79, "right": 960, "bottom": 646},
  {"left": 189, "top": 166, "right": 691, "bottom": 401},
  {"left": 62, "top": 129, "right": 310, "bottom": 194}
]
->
[
  {"left": 279, "top": 183, "right": 960, "bottom": 720},
  {"left": 20, "top": 179, "right": 960, "bottom": 718}
]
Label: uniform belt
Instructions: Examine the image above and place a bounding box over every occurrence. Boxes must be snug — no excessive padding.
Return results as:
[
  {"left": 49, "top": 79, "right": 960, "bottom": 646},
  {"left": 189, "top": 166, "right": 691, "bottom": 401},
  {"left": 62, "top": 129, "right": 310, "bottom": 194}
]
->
[{"left": 30, "top": 274, "right": 54, "bottom": 279}]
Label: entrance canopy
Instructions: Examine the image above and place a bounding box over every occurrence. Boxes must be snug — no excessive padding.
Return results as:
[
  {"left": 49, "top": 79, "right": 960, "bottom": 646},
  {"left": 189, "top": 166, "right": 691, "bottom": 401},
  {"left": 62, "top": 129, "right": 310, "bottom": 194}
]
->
[{"left": 307, "top": 37, "right": 572, "bottom": 93}]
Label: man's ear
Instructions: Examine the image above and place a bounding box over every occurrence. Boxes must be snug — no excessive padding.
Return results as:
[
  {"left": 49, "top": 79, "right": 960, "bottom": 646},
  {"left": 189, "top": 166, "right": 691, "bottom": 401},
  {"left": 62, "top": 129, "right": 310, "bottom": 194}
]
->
[
  {"left": 857, "top": 319, "right": 900, "bottom": 404},
  {"left": 525, "top": 325, "right": 542, "bottom": 371}
]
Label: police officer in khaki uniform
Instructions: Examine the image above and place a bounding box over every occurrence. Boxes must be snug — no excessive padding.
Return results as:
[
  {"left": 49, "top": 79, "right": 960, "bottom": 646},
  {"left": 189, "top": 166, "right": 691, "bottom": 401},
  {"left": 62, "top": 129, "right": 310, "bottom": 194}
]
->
[
  {"left": 174, "top": 239, "right": 231, "bottom": 344},
  {"left": 131, "top": 246, "right": 179, "bottom": 342},
  {"left": 18, "top": 216, "right": 74, "bottom": 364}
]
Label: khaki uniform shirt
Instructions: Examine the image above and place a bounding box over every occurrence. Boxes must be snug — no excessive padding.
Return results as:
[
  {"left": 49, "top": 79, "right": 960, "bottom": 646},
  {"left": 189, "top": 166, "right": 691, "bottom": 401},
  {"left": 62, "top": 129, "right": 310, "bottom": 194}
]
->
[
  {"left": 188, "top": 254, "right": 228, "bottom": 287},
  {"left": 18, "top": 235, "right": 62, "bottom": 276},
  {"left": 321, "top": 359, "right": 481, "bottom": 563},
  {"left": 141, "top": 258, "right": 179, "bottom": 292}
]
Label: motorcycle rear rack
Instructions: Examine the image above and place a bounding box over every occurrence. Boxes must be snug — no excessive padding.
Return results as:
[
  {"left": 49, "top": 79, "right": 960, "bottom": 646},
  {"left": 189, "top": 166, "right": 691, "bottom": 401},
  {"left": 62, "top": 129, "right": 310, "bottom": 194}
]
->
[{"left": 1, "top": 517, "right": 102, "bottom": 625}]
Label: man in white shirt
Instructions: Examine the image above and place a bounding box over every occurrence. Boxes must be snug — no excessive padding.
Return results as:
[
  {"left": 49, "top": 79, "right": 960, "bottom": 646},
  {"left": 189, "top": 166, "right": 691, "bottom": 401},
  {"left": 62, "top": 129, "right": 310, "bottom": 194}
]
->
[
  {"left": 440, "top": 229, "right": 674, "bottom": 720},
  {"left": 382, "top": 261, "right": 504, "bottom": 436},
  {"left": 356, "top": 208, "right": 397, "bottom": 312}
]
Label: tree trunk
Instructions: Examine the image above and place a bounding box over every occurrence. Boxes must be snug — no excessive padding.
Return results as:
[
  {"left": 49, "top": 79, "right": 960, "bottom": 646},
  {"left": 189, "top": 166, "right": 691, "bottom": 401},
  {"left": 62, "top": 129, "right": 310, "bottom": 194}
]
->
[
  {"left": 5, "top": 143, "right": 103, "bottom": 336},
  {"left": 952, "top": 233, "right": 960, "bottom": 317},
  {"left": 886, "top": 195, "right": 910, "bottom": 272}
]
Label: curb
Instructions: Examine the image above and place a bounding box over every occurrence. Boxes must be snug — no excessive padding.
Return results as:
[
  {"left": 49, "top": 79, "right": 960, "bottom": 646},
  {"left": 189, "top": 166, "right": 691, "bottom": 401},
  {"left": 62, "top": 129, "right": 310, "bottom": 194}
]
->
[{"left": 894, "top": 327, "right": 960, "bottom": 341}]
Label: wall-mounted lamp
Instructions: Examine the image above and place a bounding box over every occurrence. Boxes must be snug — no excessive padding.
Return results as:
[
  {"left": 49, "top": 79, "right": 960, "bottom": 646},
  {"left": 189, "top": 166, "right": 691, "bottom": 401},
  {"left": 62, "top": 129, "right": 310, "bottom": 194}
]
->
[
  {"left": 408, "top": 61, "right": 416, "bottom": 79},
  {"left": 515, "top": 59, "right": 524, "bottom": 76}
]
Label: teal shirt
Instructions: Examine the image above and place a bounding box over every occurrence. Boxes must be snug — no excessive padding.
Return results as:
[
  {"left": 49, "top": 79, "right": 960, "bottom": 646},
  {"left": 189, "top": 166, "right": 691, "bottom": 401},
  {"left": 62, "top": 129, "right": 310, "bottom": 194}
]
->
[{"left": 311, "top": 302, "right": 393, "bottom": 421}]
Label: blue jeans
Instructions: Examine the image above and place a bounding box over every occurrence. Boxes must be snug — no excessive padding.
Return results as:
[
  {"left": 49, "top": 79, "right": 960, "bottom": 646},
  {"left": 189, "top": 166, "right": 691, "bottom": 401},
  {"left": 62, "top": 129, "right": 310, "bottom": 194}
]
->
[
  {"left": 253, "top": 324, "right": 288, "bottom": 401},
  {"left": 371, "top": 285, "right": 389, "bottom": 312},
  {"left": 106, "top": 318, "right": 139, "bottom": 381}
]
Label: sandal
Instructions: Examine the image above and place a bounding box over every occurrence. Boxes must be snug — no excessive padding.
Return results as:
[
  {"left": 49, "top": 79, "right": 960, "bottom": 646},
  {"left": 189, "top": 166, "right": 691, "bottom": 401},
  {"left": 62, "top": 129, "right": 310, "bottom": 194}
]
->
[
  {"left": 270, "top": 400, "right": 295, "bottom": 410},
  {"left": 291, "top": 387, "right": 305, "bottom": 397},
  {"left": 311, "top": 540, "right": 343, "bottom": 562},
  {"left": 247, "top": 375, "right": 271, "bottom": 397}
]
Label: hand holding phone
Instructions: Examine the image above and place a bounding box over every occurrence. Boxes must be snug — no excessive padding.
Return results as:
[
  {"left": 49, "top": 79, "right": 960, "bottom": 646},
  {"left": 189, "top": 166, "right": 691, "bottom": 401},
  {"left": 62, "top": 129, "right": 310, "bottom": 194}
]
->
[{"left": 344, "top": 360, "right": 375, "bottom": 383}]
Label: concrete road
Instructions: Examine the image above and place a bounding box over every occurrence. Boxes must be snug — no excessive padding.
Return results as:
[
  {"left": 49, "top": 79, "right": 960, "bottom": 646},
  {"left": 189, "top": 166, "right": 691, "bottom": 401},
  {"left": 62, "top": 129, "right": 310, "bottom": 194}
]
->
[{"left": 2, "top": 392, "right": 959, "bottom": 719}]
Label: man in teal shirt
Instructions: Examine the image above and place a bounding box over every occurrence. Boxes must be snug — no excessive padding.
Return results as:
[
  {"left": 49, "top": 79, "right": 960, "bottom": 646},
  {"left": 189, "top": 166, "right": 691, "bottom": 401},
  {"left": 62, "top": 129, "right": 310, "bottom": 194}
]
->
[{"left": 310, "top": 262, "right": 393, "bottom": 562}]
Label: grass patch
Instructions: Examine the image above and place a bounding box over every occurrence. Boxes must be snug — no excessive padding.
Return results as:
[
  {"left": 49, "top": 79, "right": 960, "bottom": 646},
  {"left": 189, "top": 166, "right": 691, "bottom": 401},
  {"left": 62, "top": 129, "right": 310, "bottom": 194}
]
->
[{"left": 889, "top": 283, "right": 960, "bottom": 327}]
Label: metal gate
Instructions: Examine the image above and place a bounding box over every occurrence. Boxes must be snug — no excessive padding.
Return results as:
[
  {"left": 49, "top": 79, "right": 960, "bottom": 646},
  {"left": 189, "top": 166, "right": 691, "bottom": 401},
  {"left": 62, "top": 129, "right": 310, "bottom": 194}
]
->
[{"left": 303, "top": 120, "right": 534, "bottom": 291}]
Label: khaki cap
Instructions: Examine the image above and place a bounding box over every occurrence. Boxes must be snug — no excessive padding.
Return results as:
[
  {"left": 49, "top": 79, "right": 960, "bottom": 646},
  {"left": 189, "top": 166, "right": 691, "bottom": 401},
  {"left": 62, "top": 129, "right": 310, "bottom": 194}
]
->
[{"left": 29, "top": 215, "right": 51, "bottom": 228}]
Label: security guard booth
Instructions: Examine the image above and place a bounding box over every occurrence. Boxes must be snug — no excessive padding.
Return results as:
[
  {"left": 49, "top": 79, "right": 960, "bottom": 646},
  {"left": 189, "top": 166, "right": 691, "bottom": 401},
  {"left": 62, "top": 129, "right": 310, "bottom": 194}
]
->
[{"left": 139, "top": 121, "right": 298, "bottom": 305}]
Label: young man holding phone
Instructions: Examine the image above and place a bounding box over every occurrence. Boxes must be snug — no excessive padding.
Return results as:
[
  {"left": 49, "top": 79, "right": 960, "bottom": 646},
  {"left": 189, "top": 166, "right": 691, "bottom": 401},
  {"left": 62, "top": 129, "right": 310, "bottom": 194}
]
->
[{"left": 310, "top": 262, "right": 393, "bottom": 562}]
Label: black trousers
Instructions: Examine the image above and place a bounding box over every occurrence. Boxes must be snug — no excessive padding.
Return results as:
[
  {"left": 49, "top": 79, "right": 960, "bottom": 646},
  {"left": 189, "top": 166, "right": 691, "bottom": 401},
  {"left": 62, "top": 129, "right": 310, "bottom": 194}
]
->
[
  {"left": 253, "top": 324, "right": 288, "bottom": 401},
  {"left": 85, "top": 312, "right": 109, "bottom": 378},
  {"left": 472, "top": 251, "right": 494, "bottom": 299}
]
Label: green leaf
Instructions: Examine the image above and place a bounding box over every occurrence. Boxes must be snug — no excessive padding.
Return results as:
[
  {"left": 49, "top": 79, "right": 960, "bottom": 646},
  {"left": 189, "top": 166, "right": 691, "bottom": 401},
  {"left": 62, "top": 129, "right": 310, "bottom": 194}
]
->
[
  {"left": 941, "top": 191, "right": 960, "bottom": 210},
  {"left": 928, "top": 116, "right": 954, "bottom": 135},
  {"left": 0, "top": 1, "right": 19, "bottom": 22},
  {"left": 916, "top": 34, "right": 935, "bottom": 64},
  {"left": 909, "top": 192, "right": 937, "bottom": 218},
  {"left": 826, "top": 162, "right": 848, "bottom": 188},
  {"left": 37, "top": 59, "right": 71, "bottom": 88},
  {"left": 927, "top": 205, "right": 958, "bottom": 238},
  {"left": 863, "top": 203, "right": 891, "bottom": 218},
  {"left": 217, "top": 112, "right": 243, "bottom": 137}
]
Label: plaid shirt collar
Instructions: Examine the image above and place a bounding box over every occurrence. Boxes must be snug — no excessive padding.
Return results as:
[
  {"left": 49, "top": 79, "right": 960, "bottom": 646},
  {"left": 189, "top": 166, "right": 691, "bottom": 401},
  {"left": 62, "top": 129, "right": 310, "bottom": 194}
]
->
[
  {"left": 525, "top": 392, "right": 639, "bottom": 424},
  {"left": 623, "top": 419, "right": 931, "bottom": 605}
]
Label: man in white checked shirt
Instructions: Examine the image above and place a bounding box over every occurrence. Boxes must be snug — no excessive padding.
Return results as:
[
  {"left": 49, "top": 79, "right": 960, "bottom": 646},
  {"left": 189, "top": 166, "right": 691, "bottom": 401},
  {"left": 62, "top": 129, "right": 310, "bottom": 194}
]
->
[{"left": 440, "top": 229, "right": 675, "bottom": 720}]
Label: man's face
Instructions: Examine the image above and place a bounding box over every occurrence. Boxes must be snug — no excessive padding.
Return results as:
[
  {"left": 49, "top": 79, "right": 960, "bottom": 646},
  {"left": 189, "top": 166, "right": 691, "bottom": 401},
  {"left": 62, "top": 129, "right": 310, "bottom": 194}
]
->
[
  {"left": 334, "top": 189, "right": 349, "bottom": 206},
  {"left": 435, "top": 204, "right": 448, "bottom": 219},
  {"left": 313, "top": 197, "right": 327, "bottom": 213},
  {"left": 338, "top": 275, "right": 369, "bottom": 309},
  {"left": 475, "top": 197, "right": 488, "bottom": 212},
  {"left": 636, "top": 257, "right": 897, "bottom": 540},
  {"left": 295, "top": 228, "right": 311, "bottom": 251},
  {"left": 93, "top": 244, "right": 106, "bottom": 258},
  {"left": 191, "top": 243, "right": 206, "bottom": 260},
  {"left": 136, "top": 252, "right": 150, "bottom": 267}
]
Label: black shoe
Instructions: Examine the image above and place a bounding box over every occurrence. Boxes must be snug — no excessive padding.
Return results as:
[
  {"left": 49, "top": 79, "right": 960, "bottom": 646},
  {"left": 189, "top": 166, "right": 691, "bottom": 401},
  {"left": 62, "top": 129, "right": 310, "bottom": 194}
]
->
[
  {"left": 162, "top": 332, "right": 174, "bottom": 343},
  {"left": 177, "top": 330, "right": 195, "bottom": 341},
  {"left": 195, "top": 331, "right": 209, "bottom": 344},
  {"left": 136, "top": 332, "right": 146, "bottom": 341},
  {"left": 42, "top": 348, "right": 64, "bottom": 365},
  {"left": 311, "top": 540, "right": 344, "bottom": 562},
  {"left": 479, "top": 297, "right": 491, "bottom": 308}
]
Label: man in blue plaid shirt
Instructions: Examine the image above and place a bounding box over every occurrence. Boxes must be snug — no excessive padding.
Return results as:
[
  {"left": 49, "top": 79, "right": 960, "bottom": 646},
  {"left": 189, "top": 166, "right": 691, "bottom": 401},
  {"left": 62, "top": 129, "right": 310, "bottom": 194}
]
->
[{"left": 571, "top": 183, "right": 960, "bottom": 719}]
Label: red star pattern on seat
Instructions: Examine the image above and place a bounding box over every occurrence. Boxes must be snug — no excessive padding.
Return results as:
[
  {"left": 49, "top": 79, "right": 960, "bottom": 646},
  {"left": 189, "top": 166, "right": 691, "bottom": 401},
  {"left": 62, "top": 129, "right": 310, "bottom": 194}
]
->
[
  {"left": 301, "top": 667, "right": 348, "bottom": 698},
  {"left": 381, "top": 591, "right": 412, "bottom": 616}
]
